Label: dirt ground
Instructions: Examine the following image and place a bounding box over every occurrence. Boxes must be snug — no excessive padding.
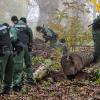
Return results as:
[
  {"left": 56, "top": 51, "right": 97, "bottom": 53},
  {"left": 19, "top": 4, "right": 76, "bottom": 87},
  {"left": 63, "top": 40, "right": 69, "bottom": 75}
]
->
[{"left": 0, "top": 39, "right": 100, "bottom": 100}]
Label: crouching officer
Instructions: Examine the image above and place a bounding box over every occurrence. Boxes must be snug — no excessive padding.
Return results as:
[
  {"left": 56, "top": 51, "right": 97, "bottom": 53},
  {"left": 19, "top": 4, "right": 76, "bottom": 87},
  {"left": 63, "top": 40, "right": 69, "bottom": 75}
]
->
[
  {"left": 92, "top": 15, "right": 100, "bottom": 62},
  {"left": 36, "top": 26, "right": 58, "bottom": 48},
  {"left": 0, "top": 24, "right": 14, "bottom": 94}
]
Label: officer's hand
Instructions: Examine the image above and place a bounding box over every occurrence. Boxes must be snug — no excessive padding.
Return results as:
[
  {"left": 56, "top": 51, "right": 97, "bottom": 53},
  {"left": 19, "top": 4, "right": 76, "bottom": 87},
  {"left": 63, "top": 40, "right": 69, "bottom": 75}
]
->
[
  {"left": 28, "top": 44, "right": 32, "bottom": 52},
  {"left": 16, "top": 46, "right": 23, "bottom": 54}
]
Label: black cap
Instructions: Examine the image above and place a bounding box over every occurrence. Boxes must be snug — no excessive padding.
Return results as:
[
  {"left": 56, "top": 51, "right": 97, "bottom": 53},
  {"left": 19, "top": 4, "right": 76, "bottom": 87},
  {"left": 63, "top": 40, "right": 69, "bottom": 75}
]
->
[
  {"left": 20, "top": 17, "right": 27, "bottom": 23},
  {"left": 60, "top": 38, "right": 66, "bottom": 43},
  {"left": 36, "top": 26, "right": 43, "bottom": 32},
  {"left": 11, "top": 16, "right": 18, "bottom": 22},
  {"left": 2, "top": 23, "right": 9, "bottom": 27}
]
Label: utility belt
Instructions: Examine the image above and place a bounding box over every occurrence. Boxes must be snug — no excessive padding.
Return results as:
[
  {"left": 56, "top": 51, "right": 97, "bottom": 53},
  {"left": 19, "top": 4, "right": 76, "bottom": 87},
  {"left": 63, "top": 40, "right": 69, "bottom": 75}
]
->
[
  {"left": 13, "top": 44, "right": 23, "bottom": 56},
  {"left": 0, "top": 45, "right": 10, "bottom": 56}
]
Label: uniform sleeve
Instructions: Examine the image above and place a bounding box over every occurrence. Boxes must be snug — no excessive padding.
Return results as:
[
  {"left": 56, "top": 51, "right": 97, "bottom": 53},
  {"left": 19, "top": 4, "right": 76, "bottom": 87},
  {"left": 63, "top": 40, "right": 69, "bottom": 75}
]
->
[
  {"left": 10, "top": 27, "right": 18, "bottom": 42},
  {"left": 28, "top": 27, "right": 33, "bottom": 44}
]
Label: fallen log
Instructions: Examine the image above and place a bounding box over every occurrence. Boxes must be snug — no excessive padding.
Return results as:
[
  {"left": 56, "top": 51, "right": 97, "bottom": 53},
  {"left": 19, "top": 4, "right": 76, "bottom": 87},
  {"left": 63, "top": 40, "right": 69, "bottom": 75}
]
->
[
  {"left": 33, "top": 51, "right": 94, "bottom": 81},
  {"left": 61, "top": 51, "right": 94, "bottom": 79},
  {"left": 32, "top": 39, "right": 95, "bottom": 81},
  {"left": 33, "top": 59, "right": 52, "bottom": 81}
]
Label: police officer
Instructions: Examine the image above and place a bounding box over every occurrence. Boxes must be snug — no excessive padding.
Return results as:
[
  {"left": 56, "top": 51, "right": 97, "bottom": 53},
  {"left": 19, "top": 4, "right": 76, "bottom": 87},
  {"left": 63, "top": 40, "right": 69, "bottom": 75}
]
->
[
  {"left": 10, "top": 16, "right": 24, "bottom": 92},
  {"left": 19, "top": 17, "right": 34, "bottom": 85},
  {"left": 0, "top": 23, "right": 14, "bottom": 94},
  {"left": 11, "top": 16, "right": 34, "bottom": 91},
  {"left": 36, "top": 26, "right": 58, "bottom": 48},
  {"left": 92, "top": 15, "right": 100, "bottom": 62}
]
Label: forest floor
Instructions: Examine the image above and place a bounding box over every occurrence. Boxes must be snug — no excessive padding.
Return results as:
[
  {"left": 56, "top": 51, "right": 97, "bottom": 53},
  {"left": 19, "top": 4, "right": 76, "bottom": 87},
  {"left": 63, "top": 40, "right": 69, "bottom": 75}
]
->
[
  {"left": 0, "top": 39, "right": 100, "bottom": 100},
  {"left": 0, "top": 79, "right": 99, "bottom": 100}
]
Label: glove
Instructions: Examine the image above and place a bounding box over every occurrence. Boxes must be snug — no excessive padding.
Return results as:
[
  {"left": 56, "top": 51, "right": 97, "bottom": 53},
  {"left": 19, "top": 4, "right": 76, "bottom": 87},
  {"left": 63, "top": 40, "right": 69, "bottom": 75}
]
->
[
  {"left": 28, "top": 44, "right": 32, "bottom": 52},
  {"left": 15, "top": 42, "right": 23, "bottom": 54},
  {"left": 16, "top": 46, "right": 23, "bottom": 54}
]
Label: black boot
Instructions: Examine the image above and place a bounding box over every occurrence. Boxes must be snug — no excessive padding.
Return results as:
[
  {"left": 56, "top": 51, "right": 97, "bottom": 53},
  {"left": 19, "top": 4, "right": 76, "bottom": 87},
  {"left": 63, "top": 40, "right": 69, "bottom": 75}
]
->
[
  {"left": 13, "top": 85, "right": 22, "bottom": 92},
  {"left": 0, "top": 87, "right": 10, "bottom": 95},
  {"left": 26, "top": 78, "right": 36, "bottom": 85},
  {"left": 67, "top": 75, "right": 76, "bottom": 80}
]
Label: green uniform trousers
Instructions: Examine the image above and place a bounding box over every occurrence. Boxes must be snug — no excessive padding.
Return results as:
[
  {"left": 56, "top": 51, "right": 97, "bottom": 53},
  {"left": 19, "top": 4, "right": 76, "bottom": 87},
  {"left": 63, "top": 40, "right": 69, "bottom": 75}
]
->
[
  {"left": 0, "top": 50, "right": 14, "bottom": 91},
  {"left": 13, "top": 50, "right": 24, "bottom": 86},
  {"left": 13, "top": 46, "right": 33, "bottom": 86},
  {"left": 24, "top": 46, "right": 33, "bottom": 80},
  {"left": 50, "top": 39, "right": 57, "bottom": 48}
]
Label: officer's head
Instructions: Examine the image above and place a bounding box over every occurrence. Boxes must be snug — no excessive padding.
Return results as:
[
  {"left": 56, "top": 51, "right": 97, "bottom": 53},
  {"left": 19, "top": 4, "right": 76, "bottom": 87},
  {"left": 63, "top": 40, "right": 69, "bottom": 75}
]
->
[
  {"left": 36, "top": 26, "right": 44, "bottom": 32},
  {"left": 11, "top": 16, "right": 18, "bottom": 24},
  {"left": 60, "top": 38, "right": 66, "bottom": 43},
  {"left": 20, "top": 17, "right": 27, "bottom": 23},
  {"left": 2, "top": 23, "right": 9, "bottom": 27}
]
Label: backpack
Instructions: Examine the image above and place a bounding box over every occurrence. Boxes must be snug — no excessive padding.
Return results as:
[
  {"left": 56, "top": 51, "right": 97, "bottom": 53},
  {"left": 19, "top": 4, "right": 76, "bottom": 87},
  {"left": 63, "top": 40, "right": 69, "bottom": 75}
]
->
[
  {"left": 0, "top": 25, "right": 11, "bottom": 46},
  {"left": 15, "top": 21, "right": 29, "bottom": 45}
]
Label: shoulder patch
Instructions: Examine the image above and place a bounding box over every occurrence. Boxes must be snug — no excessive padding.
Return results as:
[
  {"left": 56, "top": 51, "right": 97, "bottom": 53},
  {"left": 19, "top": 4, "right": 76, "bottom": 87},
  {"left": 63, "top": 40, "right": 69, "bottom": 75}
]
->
[
  {"left": 15, "top": 25, "right": 26, "bottom": 28},
  {"left": 0, "top": 26, "right": 7, "bottom": 31}
]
